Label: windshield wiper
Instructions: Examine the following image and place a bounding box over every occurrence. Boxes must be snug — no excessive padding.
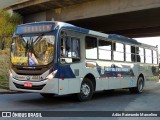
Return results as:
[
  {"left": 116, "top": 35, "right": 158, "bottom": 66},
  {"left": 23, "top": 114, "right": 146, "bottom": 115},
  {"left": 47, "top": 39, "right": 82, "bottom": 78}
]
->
[
  {"left": 33, "top": 33, "right": 44, "bottom": 45},
  {"left": 19, "top": 35, "right": 27, "bottom": 47}
]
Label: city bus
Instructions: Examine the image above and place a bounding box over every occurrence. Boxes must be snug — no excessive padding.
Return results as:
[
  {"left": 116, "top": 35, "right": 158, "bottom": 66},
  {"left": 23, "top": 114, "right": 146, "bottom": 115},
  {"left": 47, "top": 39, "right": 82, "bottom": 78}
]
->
[{"left": 9, "top": 21, "right": 159, "bottom": 101}]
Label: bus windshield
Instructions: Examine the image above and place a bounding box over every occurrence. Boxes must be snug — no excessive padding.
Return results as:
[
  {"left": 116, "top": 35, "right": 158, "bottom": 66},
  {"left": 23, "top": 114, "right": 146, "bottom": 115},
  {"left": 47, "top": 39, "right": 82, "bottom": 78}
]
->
[{"left": 11, "top": 34, "right": 55, "bottom": 66}]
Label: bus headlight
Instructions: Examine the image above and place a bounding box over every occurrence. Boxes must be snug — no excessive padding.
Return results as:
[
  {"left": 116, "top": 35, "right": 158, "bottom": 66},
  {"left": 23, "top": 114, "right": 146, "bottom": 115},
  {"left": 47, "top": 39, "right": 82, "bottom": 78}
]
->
[
  {"left": 9, "top": 70, "right": 13, "bottom": 77},
  {"left": 46, "top": 70, "right": 57, "bottom": 79}
]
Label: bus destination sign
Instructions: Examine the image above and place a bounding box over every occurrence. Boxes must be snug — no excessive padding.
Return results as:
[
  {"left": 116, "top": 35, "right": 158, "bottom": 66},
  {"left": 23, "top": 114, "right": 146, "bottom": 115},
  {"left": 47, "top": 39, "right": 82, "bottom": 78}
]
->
[{"left": 15, "top": 23, "right": 53, "bottom": 34}]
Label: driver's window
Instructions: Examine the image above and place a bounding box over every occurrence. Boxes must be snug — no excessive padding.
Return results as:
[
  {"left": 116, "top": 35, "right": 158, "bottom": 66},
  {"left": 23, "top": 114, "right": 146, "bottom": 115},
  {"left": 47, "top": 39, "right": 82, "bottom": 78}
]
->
[{"left": 60, "top": 33, "right": 80, "bottom": 64}]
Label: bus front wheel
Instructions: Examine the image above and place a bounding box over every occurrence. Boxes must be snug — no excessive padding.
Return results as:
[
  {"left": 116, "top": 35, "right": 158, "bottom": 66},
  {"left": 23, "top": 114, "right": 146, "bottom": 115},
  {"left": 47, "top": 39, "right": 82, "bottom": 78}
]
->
[
  {"left": 77, "top": 78, "right": 94, "bottom": 102},
  {"left": 129, "top": 76, "right": 144, "bottom": 94}
]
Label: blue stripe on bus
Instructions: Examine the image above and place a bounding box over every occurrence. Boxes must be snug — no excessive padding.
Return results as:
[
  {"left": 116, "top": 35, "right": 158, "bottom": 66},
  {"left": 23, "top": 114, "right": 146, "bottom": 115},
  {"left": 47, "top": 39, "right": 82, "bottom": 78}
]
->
[
  {"left": 61, "top": 26, "right": 89, "bottom": 34},
  {"left": 54, "top": 64, "right": 76, "bottom": 78}
]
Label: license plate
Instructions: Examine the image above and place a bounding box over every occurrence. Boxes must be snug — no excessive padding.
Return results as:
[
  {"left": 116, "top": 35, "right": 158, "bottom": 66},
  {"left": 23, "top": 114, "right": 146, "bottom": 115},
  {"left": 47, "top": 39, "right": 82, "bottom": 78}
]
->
[
  {"left": 31, "top": 76, "right": 40, "bottom": 80},
  {"left": 24, "top": 82, "right": 32, "bottom": 87},
  {"left": 25, "top": 76, "right": 40, "bottom": 81}
]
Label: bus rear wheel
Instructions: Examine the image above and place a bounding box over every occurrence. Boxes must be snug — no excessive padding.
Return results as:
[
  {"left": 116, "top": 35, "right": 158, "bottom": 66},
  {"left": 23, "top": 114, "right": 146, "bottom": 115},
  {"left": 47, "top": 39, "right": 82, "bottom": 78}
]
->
[
  {"left": 129, "top": 76, "right": 144, "bottom": 94},
  {"left": 40, "top": 93, "right": 55, "bottom": 98},
  {"left": 77, "top": 78, "right": 94, "bottom": 102}
]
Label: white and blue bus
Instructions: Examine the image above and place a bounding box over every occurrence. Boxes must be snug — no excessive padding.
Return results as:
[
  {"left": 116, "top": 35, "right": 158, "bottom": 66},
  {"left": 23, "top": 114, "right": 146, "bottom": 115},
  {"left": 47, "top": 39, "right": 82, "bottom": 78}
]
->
[{"left": 9, "top": 21, "right": 159, "bottom": 101}]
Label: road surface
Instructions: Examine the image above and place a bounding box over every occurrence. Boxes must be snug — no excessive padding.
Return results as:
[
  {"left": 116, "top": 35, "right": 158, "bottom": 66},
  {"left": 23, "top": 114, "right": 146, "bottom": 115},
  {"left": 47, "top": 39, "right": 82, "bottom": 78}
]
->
[{"left": 0, "top": 85, "right": 160, "bottom": 120}]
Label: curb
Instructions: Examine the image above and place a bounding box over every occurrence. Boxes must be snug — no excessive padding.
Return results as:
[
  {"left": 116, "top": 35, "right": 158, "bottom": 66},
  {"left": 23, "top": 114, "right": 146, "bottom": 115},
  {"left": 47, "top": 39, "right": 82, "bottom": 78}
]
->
[{"left": 0, "top": 89, "right": 25, "bottom": 94}]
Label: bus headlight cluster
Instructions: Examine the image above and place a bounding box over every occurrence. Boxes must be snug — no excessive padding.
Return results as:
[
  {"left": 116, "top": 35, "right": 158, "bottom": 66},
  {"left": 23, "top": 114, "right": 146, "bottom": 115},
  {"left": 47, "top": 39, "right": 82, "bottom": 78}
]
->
[
  {"left": 46, "top": 70, "right": 57, "bottom": 80},
  {"left": 9, "top": 70, "right": 13, "bottom": 77}
]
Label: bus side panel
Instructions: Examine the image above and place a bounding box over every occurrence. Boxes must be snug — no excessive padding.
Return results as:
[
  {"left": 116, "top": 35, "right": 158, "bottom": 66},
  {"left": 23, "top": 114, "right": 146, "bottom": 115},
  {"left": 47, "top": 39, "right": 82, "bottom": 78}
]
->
[
  {"left": 58, "top": 78, "right": 69, "bottom": 95},
  {"left": 57, "top": 63, "right": 85, "bottom": 95},
  {"left": 70, "top": 62, "right": 103, "bottom": 92},
  {"left": 95, "top": 61, "right": 136, "bottom": 90},
  {"left": 44, "top": 78, "right": 59, "bottom": 94},
  {"left": 97, "top": 77, "right": 108, "bottom": 91},
  {"left": 58, "top": 78, "right": 81, "bottom": 95},
  {"left": 68, "top": 78, "right": 81, "bottom": 94},
  {"left": 120, "top": 63, "right": 138, "bottom": 89},
  {"left": 108, "top": 77, "right": 121, "bottom": 89},
  {"left": 121, "top": 77, "right": 136, "bottom": 88}
]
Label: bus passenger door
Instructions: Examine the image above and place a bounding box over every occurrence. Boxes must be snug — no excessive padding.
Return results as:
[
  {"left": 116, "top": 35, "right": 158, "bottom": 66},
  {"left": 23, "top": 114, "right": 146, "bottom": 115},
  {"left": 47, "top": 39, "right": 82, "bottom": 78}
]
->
[{"left": 58, "top": 30, "right": 81, "bottom": 94}]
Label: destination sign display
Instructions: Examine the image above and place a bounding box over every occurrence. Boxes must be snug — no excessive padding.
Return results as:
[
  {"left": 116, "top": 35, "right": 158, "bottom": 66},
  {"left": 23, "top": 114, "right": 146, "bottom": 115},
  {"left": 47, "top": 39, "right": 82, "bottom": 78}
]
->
[{"left": 15, "top": 23, "right": 54, "bottom": 34}]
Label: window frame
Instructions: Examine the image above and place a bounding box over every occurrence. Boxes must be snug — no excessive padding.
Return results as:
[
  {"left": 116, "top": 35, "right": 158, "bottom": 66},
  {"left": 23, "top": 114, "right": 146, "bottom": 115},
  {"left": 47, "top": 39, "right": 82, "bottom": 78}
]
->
[
  {"left": 152, "top": 50, "right": 158, "bottom": 64},
  {"left": 59, "top": 30, "right": 81, "bottom": 65},
  {"left": 70, "top": 32, "right": 158, "bottom": 65},
  {"left": 98, "top": 38, "right": 112, "bottom": 61},
  {"left": 85, "top": 35, "right": 98, "bottom": 60},
  {"left": 145, "top": 48, "right": 152, "bottom": 64},
  {"left": 135, "top": 47, "right": 145, "bottom": 63},
  {"left": 113, "top": 41, "right": 125, "bottom": 62},
  {"left": 125, "top": 44, "right": 133, "bottom": 62}
]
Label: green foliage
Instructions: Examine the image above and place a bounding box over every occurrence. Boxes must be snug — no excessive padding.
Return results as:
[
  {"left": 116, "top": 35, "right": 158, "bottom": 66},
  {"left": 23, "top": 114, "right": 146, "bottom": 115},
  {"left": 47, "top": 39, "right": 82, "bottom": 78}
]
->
[
  {"left": 0, "top": 49, "right": 10, "bottom": 89},
  {"left": 0, "top": 10, "right": 22, "bottom": 49},
  {"left": 0, "top": 10, "right": 21, "bottom": 89},
  {"left": 0, "top": 10, "right": 22, "bottom": 36}
]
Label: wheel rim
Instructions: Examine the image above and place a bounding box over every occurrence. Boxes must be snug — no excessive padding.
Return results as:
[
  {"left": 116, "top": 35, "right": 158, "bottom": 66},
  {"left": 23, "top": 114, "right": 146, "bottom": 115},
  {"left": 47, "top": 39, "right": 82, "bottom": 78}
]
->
[
  {"left": 81, "top": 83, "right": 90, "bottom": 97},
  {"left": 138, "top": 78, "right": 143, "bottom": 92}
]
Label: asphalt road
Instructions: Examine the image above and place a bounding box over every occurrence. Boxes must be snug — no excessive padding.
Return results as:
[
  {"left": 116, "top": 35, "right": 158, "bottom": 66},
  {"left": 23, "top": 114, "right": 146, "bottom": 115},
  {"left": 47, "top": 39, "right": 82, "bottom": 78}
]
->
[{"left": 0, "top": 85, "right": 160, "bottom": 120}]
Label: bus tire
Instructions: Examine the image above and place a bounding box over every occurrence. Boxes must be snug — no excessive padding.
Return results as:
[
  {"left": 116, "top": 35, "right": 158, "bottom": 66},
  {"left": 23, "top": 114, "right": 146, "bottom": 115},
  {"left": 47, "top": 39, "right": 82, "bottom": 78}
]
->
[
  {"left": 129, "top": 76, "right": 144, "bottom": 94},
  {"left": 40, "top": 93, "right": 55, "bottom": 98},
  {"left": 77, "top": 78, "right": 94, "bottom": 102}
]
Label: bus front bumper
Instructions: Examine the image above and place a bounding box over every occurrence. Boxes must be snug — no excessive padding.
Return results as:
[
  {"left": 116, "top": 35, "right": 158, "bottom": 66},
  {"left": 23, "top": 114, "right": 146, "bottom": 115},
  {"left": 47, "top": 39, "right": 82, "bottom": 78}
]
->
[{"left": 9, "top": 76, "right": 59, "bottom": 94}]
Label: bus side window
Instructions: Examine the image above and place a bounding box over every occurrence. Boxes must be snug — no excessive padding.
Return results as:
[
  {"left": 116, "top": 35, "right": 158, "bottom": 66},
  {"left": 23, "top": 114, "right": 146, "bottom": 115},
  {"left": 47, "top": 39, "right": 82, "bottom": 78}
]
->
[
  {"left": 145, "top": 49, "right": 152, "bottom": 63},
  {"left": 131, "top": 46, "right": 136, "bottom": 62},
  {"left": 60, "top": 35, "right": 80, "bottom": 64},
  {"left": 138, "top": 47, "right": 144, "bottom": 63},
  {"left": 126, "top": 45, "right": 131, "bottom": 62},
  {"left": 113, "top": 42, "right": 124, "bottom": 61},
  {"left": 65, "top": 37, "right": 71, "bottom": 57},
  {"left": 136, "top": 47, "right": 141, "bottom": 62},
  {"left": 98, "top": 39, "right": 112, "bottom": 60},
  {"left": 71, "top": 38, "right": 80, "bottom": 62},
  {"left": 60, "top": 37, "right": 66, "bottom": 57},
  {"left": 153, "top": 50, "right": 158, "bottom": 64},
  {"left": 85, "top": 36, "right": 97, "bottom": 59}
]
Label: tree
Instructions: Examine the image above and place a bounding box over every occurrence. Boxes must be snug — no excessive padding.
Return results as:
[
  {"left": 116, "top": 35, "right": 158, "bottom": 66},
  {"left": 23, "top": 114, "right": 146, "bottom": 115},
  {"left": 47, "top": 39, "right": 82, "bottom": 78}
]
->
[{"left": 0, "top": 10, "right": 22, "bottom": 49}]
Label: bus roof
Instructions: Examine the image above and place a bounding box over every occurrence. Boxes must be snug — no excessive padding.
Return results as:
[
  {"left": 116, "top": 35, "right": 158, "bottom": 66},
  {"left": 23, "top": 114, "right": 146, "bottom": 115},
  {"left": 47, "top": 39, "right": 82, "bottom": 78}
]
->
[
  {"left": 60, "top": 22, "right": 157, "bottom": 49},
  {"left": 15, "top": 21, "right": 157, "bottom": 49},
  {"left": 55, "top": 22, "right": 157, "bottom": 49}
]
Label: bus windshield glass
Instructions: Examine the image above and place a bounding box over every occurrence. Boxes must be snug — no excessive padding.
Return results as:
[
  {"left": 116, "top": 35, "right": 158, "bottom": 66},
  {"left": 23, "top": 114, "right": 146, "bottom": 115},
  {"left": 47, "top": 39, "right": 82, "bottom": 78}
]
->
[{"left": 11, "top": 34, "right": 55, "bottom": 66}]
